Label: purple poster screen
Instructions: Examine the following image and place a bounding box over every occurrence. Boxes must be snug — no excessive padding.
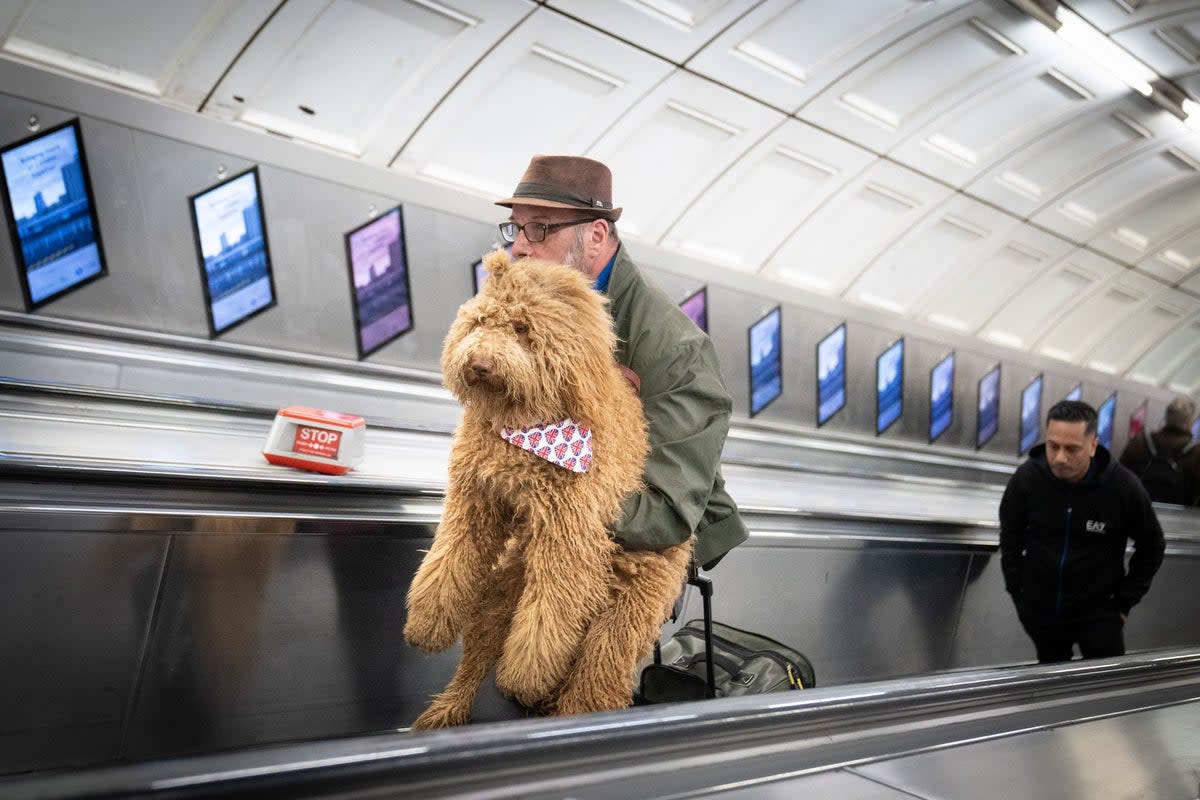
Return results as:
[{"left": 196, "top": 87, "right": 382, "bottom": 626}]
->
[
  {"left": 680, "top": 287, "right": 707, "bottom": 333},
  {"left": 346, "top": 206, "right": 413, "bottom": 357},
  {"left": 0, "top": 119, "right": 108, "bottom": 309}
]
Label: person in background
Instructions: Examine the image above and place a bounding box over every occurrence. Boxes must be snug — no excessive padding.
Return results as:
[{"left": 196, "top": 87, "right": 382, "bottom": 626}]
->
[
  {"left": 1118, "top": 395, "right": 1199, "bottom": 506},
  {"left": 495, "top": 154, "right": 748, "bottom": 572},
  {"left": 999, "top": 400, "right": 1165, "bottom": 663}
]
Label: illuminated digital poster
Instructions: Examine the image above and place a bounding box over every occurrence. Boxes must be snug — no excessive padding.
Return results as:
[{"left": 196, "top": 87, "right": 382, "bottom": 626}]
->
[
  {"left": 1192, "top": 417, "right": 1199, "bottom": 441},
  {"left": 816, "top": 323, "right": 846, "bottom": 427},
  {"left": 189, "top": 167, "right": 275, "bottom": 335},
  {"left": 875, "top": 338, "right": 904, "bottom": 435},
  {"left": 748, "top": 306, "right": 782, "bottom": 417},
  {"left": 0, "top": 119, "right": 107, "bottom": 308},
  {"left": 1128, "top": 401, "right": 1147, "bottom": 440},
  {"left": 345, "top": 206, "right": 413, "bottom": 357},
  {"left": 929, "top": 352, "right": 955, "bottom": 443},
  {"left": 977, "top": 365, "right": 1001, "bottom": 449},
  {"left": 1097, "top": 393, "right": 1116, "bottom": 451},
  {"left": 1065, "top": 384, "right": 1083, "bottom": 402},
  {"left": 679, "top": 286, "right": 708, "bottom": 333},
  {"left": 1019, "top": 374, "right": 1044, "bottom": 456}
]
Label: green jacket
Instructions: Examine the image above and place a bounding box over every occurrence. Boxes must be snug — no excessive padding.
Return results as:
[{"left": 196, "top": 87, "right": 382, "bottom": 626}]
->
[{"left": 606, "top": 244, "right": 749, "bottom": 569}]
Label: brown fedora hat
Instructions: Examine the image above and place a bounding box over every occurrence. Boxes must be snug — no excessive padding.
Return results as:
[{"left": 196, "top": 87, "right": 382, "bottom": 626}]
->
[{"left": 496, "top": 154, "right": 622, "bottom": 221}]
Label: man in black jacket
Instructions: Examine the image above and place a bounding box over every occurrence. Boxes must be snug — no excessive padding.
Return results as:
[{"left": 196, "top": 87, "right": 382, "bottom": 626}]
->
[{"left": 1000, "top": 400, "right": 1165, "bottom": 663}]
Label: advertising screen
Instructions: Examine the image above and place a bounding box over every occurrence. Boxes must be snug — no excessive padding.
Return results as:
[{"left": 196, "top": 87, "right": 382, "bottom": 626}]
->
[
  {"left": 929, "top": 352, "right": 955, "bottom": 443},
  {"left": 345, "top": 206, "right": 412, "bottom": 358},
  {"left": 1019, "top": 374, "right": 1044, "bottom": 455},
  {"left": 1097, "top": 393, "right": 1117, "bottom": 451},
  {"left": 1193, "top": 416, "right": 1199, "bottom": 441},
  {"left": 816, "top": 322, "right": 846, "bottom": 426},
  {"left": 977, "top": 365, "right": 1001, "bottom": 449},
  {"left": 679, "top": 286, "right": 708, "bottom": 333},
  {"left": 748, "top": 306, "right": 782, "bottom": 416},
  {"left": 189, "top": 167, "right": 275, "bottom": 335},
  {"left": 0, "top": 119, "right": 107, "bottom": 308},
  {"left": 1066, "top": 384, "right": 1082, "bottom": 402},
  {"left": 876, "top": 338, "right": 904, "bottom": 435},
  {"left": 1128, "top": 401, "right": 1147, "bottom": 440}
]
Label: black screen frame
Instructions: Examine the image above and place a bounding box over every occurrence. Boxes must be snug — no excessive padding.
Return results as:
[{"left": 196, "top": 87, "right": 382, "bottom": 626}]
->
[
  {"left": 0, "top": 118, "right": 109, "bottom": 310},
  {"left": 679, "top": 285, "right": 708, "bottom": 334},
  {"left": 747, "top": 305, "right": 782, "bottom": 418},
  {"left": 472, "top": 258, "right": 487, "bottom": 295},
  {"left": 875, "top": 337, "right": 905, "bottom": 436},
  {"left": 815, "top": 321, "right": 847, "bottom": 428},
  {"left": 976, "top": 364, "right": 1002, "bottom": 450},
  {"left": 188, "top": 166, "right": 277, "bottom": 338},
  {"left": 1018, "top": 372, "right": 1044, "bottom": 457},
  {"left": 928, "top": 350, "right": 955, "bottom": 444},
  {"left": 343, "top": 205, "right": 414, "bottom": 359}
]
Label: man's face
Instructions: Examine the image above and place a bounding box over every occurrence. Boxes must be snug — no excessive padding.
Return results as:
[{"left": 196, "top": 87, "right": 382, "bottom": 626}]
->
[
  {"left": 1044, "top": 419, "right": 1097, "bottom": 484},
  {"left": 508, "top": 204, "right": 593, "bottom": 277}
]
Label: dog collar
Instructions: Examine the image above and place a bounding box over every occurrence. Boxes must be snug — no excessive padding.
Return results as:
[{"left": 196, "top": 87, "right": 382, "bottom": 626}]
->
[{"left": 500, "top": 418, "right": 592, "bottom": 473}]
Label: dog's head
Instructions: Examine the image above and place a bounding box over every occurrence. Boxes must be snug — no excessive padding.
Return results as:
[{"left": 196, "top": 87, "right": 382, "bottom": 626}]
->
[{"left": 443, "top": 249, "right": 618, "bottom": 427}]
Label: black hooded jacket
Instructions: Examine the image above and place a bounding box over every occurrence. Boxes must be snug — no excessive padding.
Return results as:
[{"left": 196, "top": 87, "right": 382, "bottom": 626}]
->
[{"left": 999, "top": 444, "right": 1165, "bottom": 620}]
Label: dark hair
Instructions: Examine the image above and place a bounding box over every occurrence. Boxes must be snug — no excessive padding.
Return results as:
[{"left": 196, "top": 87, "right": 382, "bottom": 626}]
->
[{"left": 1046, "top": 400, "right": 1097, "bottom": 435}]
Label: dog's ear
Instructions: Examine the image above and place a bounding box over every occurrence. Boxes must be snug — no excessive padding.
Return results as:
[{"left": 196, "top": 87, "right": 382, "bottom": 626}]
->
[{"left": 482, "top": 248, "right": 511, "bottom": 280}]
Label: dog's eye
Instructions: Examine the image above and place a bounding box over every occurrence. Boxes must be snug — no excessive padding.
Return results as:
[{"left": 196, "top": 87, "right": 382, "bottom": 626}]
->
[{"left": 512, "top": 322, "right": 529, "bottom": 335}]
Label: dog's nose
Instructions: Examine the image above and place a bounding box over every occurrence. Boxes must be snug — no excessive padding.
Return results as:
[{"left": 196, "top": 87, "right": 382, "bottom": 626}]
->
[{"left": 468, "top": 359, "right": 494, "bottom": 381}]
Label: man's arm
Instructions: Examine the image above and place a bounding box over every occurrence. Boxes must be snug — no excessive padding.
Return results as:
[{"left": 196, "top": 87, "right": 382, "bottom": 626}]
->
[
  {"left": 1116, "top": 479, "right": 1166, "bottom": 615},
  {"left": 998, "top": 474, "right": 1029, "bottom": 610}
]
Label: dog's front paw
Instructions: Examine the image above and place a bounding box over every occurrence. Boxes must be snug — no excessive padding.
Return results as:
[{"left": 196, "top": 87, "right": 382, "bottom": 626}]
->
[
  {"left": 404, "top": 609, "right": 460, "bottom": 653},
  {"left": 495, "top": 639, "right": 566, "bottom": 707},
  {"left": 410, "top": 697, "right": 471, "bottom": 730}
]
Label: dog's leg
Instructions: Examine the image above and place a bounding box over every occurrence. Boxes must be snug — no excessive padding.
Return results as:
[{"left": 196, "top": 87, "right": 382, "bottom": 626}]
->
[
  {"left": 404, "top": 478, "right": 510, "bottom": 653},
  {"left": 411, "top": 544, "right": 526, "bottom": 730},
  {"left": 552, "top": 541, "right": 693, "bottom": 716},
  {"left": 494, "top": 509, "right": 614, "bottom": 706}
]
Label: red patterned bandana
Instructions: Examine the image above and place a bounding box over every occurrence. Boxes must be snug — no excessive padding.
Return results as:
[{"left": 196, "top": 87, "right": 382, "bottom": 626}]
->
[{"left": 500, "top": 418, "right": 593, "bottom": 473}]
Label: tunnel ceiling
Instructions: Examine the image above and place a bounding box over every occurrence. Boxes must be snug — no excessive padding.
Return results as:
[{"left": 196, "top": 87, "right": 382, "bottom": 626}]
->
[{"left": 1, "top": 0, "right": 1198, "bottom": 395}]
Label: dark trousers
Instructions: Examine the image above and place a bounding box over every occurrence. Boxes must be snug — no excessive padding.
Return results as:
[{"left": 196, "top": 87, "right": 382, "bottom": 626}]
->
[{"left": 1021, "top": 612, "right": 1125, "bottom": 664}]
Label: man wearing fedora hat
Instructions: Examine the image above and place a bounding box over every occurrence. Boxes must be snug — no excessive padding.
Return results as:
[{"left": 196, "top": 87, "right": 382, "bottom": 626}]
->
[{"left": 497, "top": 154, "right": 748, "bottom": 573}]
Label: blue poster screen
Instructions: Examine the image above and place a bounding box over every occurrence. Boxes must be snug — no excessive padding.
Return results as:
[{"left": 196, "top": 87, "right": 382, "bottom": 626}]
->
[
  {"left": 346, "top": 207, "right": 412, "bottom": 357},
  {"left": 1097, "top": 394, "right": 1116, "bottom": 450},
  {"left": 680, "top": 287, "right": 707, "bottom": 333},
  {"left": 0, "top": 120, "right": 107, "bottom": 308},
  {"left": 1192, "top": 417, "right": 1199, "bottom": 441},
  {"left": 816, "top": 323, "right": 846, "bottom": 426},
  {"left": 929, "top": 352, "right": 955, "bottom": 442},
  {"left": 1019, "top": 374, "right": 1044, "bottom": 455},
  {"left": 977, "top": 366, "right": 1001, "bottom": 448},
  {"left": 876, "top": 339, "right": 904, "bottom": 434},
  {"left": 748, "top": 306, "right": 782, "bottom": 416},
  {"left": 190, "top": 168, "right": 275, "bottom": 335},
  {"left": 1066, "top": 384, "right": 1082, "bottom": 402}
]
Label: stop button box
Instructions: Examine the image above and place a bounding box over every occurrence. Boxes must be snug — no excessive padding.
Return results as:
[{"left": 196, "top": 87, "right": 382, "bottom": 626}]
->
[{"left": 262, "top": 406, "right": 365, "bottom": 475}]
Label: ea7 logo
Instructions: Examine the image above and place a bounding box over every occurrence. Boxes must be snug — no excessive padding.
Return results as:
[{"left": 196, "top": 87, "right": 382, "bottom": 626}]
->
[{"left": 1086, "top": 520, "right": 1107, "bottom": 534}]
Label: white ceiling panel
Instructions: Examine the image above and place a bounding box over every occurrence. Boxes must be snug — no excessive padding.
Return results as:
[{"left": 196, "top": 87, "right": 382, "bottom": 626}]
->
[
  {"left": 846, "top": 195, "right": 1018, "bottom": 316},
  {"left": 396, "top": 8, "right": 673, "bottom": 198},
  {"left": 686, "top": 0, "right": 966, "bottom": 113},
  {"left": 890, "top": 49, "right": 1127, "bottom": 188},
  {"left": 966, "top": 99, "right": 1179, "bottom": 218},
  {"left": 0, "top": 0, "right": 276, "bottom": 108},
  {"left": 205, "top": 0, "right": 530, "bottom": 160},
  {"left": 1092, "top": 174, "right": 1200, "bottom": 263},
  {"left": 1068, "top": 0, "right": 1200, "bottom": 34},
  {"left": 587, "top": 71, "right": 784, "bottom": 241},
  {"left": 1128, "top": 315, "right": 1200, "bottom": 386},
  {"left": 797, "top": 2, "right": 1043, "bottom": 154},
  {"left": 1085, "top": 291, "right": 1197, "bottom": 375},
  {"left": 1032, "top": 143, "right": 1200, "bottom": 245},
  {"left": 1138, "top": 225, "right": 1200, "bottom": 285},
  {"left": 1110, "top": 7, "right": 1200, "bottom": 77},
  {"left": 1035, "top": 271, "right": 1163, "bottom": 363},
  {"left": 916, "top": 225, "right": 1072, "bottom": 334},
  {"left": 1166, "top": 349, "right": 1200, "bottom": 394},
  {"left": 980, "top": 250, "right": 1122, "bottom": 351},
  {"left": 546, "top": 0, "right": 757, "bottom": 64},
  {"left": 659, "top": 119, "right": 875, "bottom": 271},
  {"left": 763, "top": 159, "right": 953, "bottom": 296}
]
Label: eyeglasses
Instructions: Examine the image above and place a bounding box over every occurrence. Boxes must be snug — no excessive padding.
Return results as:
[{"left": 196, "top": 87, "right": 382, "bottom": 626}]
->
[{"left": 498, "top": 218, "right": 599, "bottom": 244}]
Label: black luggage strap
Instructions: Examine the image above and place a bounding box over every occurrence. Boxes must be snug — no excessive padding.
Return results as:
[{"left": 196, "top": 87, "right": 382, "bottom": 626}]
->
[{"left": 653, "top": 560, "right": 716, "bottom": 698}]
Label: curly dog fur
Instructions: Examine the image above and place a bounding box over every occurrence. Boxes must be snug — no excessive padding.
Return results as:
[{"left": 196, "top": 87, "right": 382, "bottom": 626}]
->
[{"left": 404, "top": 250, "right": 691, "bottom": 729}]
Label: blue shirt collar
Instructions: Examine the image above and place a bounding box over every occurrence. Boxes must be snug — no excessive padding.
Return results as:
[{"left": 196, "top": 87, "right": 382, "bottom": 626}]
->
[{"left": 593, "top": 252, "right": 617, "bottom": 294}]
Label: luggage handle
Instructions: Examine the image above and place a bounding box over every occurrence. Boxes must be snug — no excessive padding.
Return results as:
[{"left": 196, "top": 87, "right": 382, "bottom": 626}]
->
[{"left": 653, "top": 561, "right": 716, "bottom": 698}]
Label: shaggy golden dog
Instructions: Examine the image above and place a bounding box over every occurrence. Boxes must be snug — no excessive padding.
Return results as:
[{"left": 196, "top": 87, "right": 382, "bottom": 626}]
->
[{"left": 404, "top": 249, "right": 692, "bottom": 729}]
